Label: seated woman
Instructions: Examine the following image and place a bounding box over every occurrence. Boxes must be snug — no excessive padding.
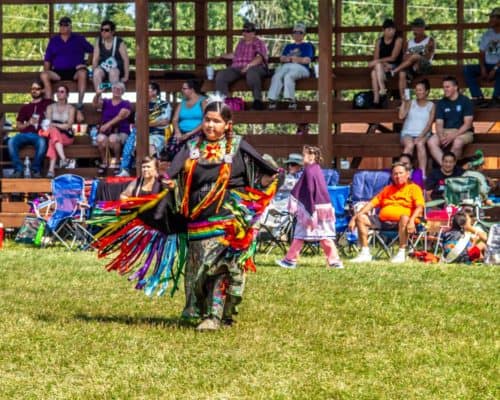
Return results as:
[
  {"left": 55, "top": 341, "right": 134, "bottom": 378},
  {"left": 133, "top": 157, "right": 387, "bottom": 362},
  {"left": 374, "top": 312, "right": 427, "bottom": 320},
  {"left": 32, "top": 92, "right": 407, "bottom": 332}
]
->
[
  {"left": 398, "top": 153, "right": 424, "bottom": 189},
  {"left": 368, "top": 18, "right": 403, "bottom": 108},
  {"left": 398, "top": 79, "right": 435, "bottom": 174},
  {"left": 44, "top": 84, "right": 76, "bottom": 178},
  {"left": 167, "top": 79, "right": 206, "bottom": 160},
  {"left": 93, "top": 81, "right": 132, "bottom": 173},
  {"left": 120, "top": 156, "right": 160, "bottom": 200},
  {"left": 442, "top": 210, "right": 488, "bottom": 263},
  {"left": 92, "top": 20, "right": 129, "bottom": 91}
]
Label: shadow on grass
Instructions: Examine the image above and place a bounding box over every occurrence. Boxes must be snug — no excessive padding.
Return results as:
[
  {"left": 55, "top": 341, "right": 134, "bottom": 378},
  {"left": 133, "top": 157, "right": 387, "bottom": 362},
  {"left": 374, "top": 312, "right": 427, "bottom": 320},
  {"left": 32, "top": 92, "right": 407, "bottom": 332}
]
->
[{"left": 67, "top": 313, "right": 197, "bottom": 328}]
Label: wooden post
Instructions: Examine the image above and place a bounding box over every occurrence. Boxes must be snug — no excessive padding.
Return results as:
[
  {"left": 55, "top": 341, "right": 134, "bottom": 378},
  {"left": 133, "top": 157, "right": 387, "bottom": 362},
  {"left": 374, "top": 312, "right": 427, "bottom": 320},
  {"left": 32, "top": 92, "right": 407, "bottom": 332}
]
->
[
  {"left": 195, "top": 0, "right": 207, "bottom": 73},
  {"left": 318, "top": 0, "right": 333, "bottom": 167},
  {"left": 135, "top": 0, "right": 149, "bottom": 175}
]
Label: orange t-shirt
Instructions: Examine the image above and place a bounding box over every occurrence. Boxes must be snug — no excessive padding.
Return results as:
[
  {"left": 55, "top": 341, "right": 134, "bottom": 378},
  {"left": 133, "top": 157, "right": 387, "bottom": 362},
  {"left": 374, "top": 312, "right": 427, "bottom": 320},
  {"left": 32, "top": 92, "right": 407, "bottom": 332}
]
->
[{"left": 370, "top": 182, "right": 424, "bottom": 222}]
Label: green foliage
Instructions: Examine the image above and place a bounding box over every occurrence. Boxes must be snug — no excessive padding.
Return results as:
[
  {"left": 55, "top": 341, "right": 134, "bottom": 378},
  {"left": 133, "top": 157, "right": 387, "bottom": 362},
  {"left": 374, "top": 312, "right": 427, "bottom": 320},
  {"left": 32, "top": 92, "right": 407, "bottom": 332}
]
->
[{"left": 0, "top": 245, "right": 498, "bottom": 399}]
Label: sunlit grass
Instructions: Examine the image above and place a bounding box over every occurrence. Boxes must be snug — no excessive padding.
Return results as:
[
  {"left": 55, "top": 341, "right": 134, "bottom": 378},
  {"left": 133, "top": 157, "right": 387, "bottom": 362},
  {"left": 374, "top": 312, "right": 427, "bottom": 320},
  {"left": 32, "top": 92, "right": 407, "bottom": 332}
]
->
[{"left": 0, "top": 242, "right": 498, "bottom": 399}]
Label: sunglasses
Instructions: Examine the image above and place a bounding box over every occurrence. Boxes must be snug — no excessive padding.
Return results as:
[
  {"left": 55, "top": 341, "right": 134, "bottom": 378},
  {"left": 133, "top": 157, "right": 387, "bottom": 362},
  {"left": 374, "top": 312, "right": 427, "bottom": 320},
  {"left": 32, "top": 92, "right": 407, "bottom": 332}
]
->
[
  {"left": 31, "top": 87, "right": 42, "bottom": 91},
  {"left": 57, "top": 89, "right": 67, "bottom": 94},
  {"left": 242, "top": 29, "right": 255, "bottom": 33},
  {"left": 59, "top": 23, "right": 70, "bottom": 27},
  {"left": 101, "top": 28, "right": 111, "bottom": 32},
  {"left": 293, "top": 31, "right": 305, "bottom": 34}
]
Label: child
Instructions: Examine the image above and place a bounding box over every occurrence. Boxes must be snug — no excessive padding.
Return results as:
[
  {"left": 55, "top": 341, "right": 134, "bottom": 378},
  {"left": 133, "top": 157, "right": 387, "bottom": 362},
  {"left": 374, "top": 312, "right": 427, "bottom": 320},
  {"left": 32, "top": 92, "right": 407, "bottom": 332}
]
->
[
  {"left": 276, "top": 145, "right": 343, "bottom": 269},
  {"left": 442, "top": 210, "right": 488, "bottom": 263}
]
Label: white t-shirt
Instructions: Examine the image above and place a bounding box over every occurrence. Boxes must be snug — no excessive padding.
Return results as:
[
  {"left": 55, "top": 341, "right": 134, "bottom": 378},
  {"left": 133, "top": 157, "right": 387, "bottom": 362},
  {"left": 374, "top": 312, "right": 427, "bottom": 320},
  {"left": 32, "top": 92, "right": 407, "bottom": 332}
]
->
[
  {"left": 407, "top": 36, "right": 434, "bottom": 61},
  {"left": 479, "top": 28, "right": 500, "bottom": 65},
  {"left": 400, "top": 99, "right": 434, "bottom": 137}
]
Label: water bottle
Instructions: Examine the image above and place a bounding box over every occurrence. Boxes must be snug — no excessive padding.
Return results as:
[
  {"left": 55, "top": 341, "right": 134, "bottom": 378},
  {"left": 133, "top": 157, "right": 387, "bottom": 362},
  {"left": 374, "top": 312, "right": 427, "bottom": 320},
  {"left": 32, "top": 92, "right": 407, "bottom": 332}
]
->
[
  {"left": 87, "top": 67, "right": 93, "bottom": 79},
  {"left": 90, "top": 126, "right": 98, "bottom": 146},
  {"left": 24, "top": 156, "right": 31, "bottom": 178}
]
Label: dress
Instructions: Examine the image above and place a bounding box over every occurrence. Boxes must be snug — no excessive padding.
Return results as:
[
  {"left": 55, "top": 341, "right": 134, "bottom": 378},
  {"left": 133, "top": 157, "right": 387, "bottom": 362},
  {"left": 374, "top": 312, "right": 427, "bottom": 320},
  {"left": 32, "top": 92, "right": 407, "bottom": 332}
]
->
[{"left": 93, "top": 134, "right": 279, "bottom": 323}]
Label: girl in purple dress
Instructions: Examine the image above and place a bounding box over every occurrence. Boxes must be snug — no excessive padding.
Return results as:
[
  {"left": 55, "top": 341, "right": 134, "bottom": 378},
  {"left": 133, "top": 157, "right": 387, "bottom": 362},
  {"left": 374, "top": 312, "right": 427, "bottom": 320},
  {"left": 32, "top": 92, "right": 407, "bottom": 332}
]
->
[{"left": 276, "top": 145, "right": 343, "bottom": 269}]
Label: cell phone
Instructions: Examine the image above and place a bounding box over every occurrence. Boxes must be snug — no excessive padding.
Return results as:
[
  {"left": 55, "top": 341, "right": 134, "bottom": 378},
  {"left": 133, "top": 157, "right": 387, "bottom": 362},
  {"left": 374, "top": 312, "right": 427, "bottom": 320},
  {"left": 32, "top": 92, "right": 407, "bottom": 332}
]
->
[
  {"left": 99, "top": 82, "right": 112, "bottom": 90},
  {"left": 404, "top": 88, "right": 411, "bottom": 100}
]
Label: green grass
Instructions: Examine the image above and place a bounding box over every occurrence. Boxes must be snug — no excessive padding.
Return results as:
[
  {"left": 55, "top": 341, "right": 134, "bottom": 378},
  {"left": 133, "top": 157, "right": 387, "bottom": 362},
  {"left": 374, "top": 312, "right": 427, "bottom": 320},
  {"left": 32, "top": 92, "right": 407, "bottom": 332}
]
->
[{"left": 0, "top": 242, "right": 498, "bottom": 400}]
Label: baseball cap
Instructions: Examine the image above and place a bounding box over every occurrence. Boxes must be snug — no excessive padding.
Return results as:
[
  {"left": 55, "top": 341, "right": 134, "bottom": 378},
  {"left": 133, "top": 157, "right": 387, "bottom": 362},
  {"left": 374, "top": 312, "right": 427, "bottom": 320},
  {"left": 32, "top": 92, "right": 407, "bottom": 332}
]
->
[
  {"left": 243, "top": 22, "right": 256, "bottom": 32},
  {"left": 293, "top": 22, "right": 306, "bottom": 33},
  {"left": 382, "top": 18, "right": 396, "bottom": 29},
  {"left": 284, "top": 153, "right": 303, "bottom": 165},
  {"left": 410, "top": 18, "right": 426, "bottom": 28},
  {"left": 59, "top": 16, "right": 72, "bottom": 25},
  {"left": 490, "top": 7, "right": 500, "bottom": 17}
]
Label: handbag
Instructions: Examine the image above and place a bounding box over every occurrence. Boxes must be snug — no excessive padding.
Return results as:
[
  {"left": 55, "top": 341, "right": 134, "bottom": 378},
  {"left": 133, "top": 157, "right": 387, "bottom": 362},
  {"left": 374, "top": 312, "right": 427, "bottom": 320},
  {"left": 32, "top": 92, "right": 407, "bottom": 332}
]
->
[
  {"left": 352, "top": 91, "right": 374, "bottom": 109},
  {"left": 99, "top": 37, "right": 118, "bottom": 72},
  {"left": 224, "top": 97, "right": 245, "bottom": 111}
]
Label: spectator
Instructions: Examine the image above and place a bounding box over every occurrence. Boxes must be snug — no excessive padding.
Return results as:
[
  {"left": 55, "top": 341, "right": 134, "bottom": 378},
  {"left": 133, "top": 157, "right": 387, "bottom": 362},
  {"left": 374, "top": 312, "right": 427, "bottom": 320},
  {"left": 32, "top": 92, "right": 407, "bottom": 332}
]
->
[
  {"left": 390, "top": 18, "right": 435, "bottom": 101},
  {"left": 463, "top": 7, "right": 500, "bottom": 108},
  {"left": 398, "top": 78, "right": 435, "bottom": 173},
  {"left": 349, "top": 162, "right": 424, "bottom": 263},
  {"left": 369, "top": 18, "right": 403, "bottom": 107},
  {"left": 276, "top": 145, "right": 343, "bottom": 269},
  {"left": 427, "top": 76, "right": 474, "bottom": 164},
  {"left": 398, "top": 153, "right": 424, "bottom": 189},
  {"left": 268, "top": 22, "right": 314, "bottom": 110},
  {"left": 442, "top": 210, "right": 488, "bottom": 263},
  {"left": 281, "top": 152, "right": 304, "bottom": 191},
  {"left": 40, "top": 16, "right": 93, "bottom": 110},
  {"left": 8, "top": 80, "right": 53, "bottom": 178},
  {"left": 117, "top": 82, "right": 172, "bottom": 177},
  {"left": 44, "top": 84, "right": 76, "bottom": 178},
  {"left": 120, "top": 156, "right": 160, "bottom": 200},
  {"left": 92, "top": 20, "right": 130, "bottom": 91},
  {"left": 425, "top": 151, "right": 464, "bottom": 201},
  {"left": 215, "top": 21, "right": 268, "bottom": 110},
  {"left": 167, "top": 79, "right": 206, "bottom": 160},
  {"left": 93, "top": 81, "right": 132, "bottom": 174}
]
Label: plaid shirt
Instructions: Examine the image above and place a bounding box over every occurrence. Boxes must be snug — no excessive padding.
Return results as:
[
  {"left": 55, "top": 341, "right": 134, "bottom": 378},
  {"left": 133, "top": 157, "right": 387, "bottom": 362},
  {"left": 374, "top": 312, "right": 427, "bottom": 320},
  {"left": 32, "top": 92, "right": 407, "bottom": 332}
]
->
[{"left": 232, "top": 37, "right": 268, "bottom": 69}]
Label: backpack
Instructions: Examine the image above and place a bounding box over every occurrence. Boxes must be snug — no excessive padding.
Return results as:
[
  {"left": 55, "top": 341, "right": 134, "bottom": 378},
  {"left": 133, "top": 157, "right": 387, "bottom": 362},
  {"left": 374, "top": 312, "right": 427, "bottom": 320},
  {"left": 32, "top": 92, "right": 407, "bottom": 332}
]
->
[{"left": 353, "top": 91, "right": 374, "bottom": 109}]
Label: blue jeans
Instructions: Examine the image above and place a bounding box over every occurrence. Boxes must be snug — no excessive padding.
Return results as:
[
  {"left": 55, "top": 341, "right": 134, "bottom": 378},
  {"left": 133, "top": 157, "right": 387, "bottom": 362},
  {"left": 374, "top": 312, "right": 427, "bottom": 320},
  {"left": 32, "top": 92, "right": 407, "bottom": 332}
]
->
[
  {"left": 7, "top": 132, "right": 47, "bottom": 173},
  {"left": 120, "top": 129, "right": 136, "bottom": 171},
  {"left": 463, "top": 63, "right": 499, "bottom": 98}
]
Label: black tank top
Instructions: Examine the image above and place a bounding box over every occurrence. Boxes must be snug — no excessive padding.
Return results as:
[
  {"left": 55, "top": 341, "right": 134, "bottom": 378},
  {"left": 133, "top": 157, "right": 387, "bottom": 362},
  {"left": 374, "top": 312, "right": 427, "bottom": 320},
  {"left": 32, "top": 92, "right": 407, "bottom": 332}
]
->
[{"left": 379, "top": 35, "right": 402, "bottom": 65}]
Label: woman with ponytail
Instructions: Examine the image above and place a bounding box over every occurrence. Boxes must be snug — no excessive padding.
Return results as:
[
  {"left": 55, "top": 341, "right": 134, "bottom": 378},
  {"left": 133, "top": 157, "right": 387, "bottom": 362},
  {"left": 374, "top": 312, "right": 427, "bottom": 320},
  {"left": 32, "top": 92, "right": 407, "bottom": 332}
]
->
[{"left": 93, "top": 97, "right": 280, "bottom": 332}]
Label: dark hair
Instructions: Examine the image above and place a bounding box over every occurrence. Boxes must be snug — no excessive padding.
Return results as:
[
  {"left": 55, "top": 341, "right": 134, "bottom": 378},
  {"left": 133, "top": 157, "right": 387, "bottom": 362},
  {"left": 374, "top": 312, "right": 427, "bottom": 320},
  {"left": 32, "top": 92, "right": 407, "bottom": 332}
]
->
[
  {"left": 32, "top": 79, "right": 44, "bottom": 90},
  {"left": 442, "top": 75, "right": 459, "bottom": 87},
  {"left": 415, "top": 78, "right": 430, "bottom": 91},
  {"left": 204, "top": 100, "right": 233, "bottom": 122},
  {"left": 56, "top": 84, "right": 70, "bottom": 94},
  {"left": 451, "top": 211, "right": 467, "bottom": 232},
  {"left": 101, "top": 20, "right": 116, "bottom": 31},
  {"left": 141, "top": 155, "right": 159, "bottom": 171},
  {"left": 382, "top": 18, "right": 396, "bottom": 29},
  {"left": 303, "top": 145, "right": 322, "bottom": 163},
  {"left": 185, "top": 79, "right": 202, "bottom": 94},
  {"left": 399, "top": 153, "right": 413, "bottom": 164},
  {"left": 149, "top": 82, "right": 161, "bottom": 95},
  {"left": 392, "top": 161, "right": 410, "bottom": 172},
  {"left": 442, "top": 151, "right": 457, "bottom": 161}
]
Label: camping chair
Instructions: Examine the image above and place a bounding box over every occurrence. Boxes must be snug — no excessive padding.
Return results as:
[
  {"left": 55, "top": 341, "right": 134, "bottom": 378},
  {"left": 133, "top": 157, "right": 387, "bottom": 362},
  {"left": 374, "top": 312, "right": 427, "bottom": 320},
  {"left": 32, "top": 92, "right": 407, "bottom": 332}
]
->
[
  {"left": 31, "top": 174, "right": 92, "bottom": 250},
  {"left": 328, "top": 185, "right": 359, "bottom": 257}
]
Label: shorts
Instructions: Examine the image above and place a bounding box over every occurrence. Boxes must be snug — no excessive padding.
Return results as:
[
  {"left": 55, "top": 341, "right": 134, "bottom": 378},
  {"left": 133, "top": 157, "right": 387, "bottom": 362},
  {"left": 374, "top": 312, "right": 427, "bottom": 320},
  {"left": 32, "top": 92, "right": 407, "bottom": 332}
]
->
[
  {"left": 368, "top": 214, "right": 399, "bottom": 230},
  {"left": 52, "top": 66, "right": 86, "bottom": 80},
  {"left": 149, "top": 134, "right": 166, "bottom": 153},
  {"left": 442, "top": 129, "right": 474, "bottom": 145}
]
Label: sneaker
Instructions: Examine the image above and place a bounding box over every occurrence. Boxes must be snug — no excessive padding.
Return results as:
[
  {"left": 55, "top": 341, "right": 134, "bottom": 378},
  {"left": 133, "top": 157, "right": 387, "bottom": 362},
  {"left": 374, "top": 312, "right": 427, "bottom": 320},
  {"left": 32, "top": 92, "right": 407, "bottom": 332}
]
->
[
  {"left": 32, "top": 171, "right": 42, "bottom": 179},
  {"left": 116, "top": 169, "right": 130, "bottom": 177},
  {"left": 11, "top": 170, "right": 23, "bottom": 178},
  {"left": 275, "top": 258, "right": 297, "bottom": 269},
  {"left": 251, "top": 99, "right": 264, "bottom": 110},
  {"left": 287, "top": 101, "right": 297, "bottom": 110},
  {"left": 268, "top": 100, "right": 277, "bottom": 110},
  {"left": 328, "top": 260, "right": 345, "bottom": 269},
  {"left": 195, "top": 317, "right": 221, "bottom": 331},
  {"left": 66, "top": 159, "right": 76, "bottom": 169},
  {"left": 390, "top": 251, "right": 406, "bottom": 263},
  {"left": 350, "top": 252, "right": 373, "bottom": 263},
  {"left": 46, "top": 171, "right": 55, "bottom": 179}
]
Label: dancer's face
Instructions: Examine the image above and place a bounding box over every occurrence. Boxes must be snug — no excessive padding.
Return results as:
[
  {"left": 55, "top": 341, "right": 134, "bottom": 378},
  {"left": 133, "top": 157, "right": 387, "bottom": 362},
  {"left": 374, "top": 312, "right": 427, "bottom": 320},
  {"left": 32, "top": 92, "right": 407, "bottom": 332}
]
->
[{"left": 203, "top": 111, "right": 229, "bottom": 141}]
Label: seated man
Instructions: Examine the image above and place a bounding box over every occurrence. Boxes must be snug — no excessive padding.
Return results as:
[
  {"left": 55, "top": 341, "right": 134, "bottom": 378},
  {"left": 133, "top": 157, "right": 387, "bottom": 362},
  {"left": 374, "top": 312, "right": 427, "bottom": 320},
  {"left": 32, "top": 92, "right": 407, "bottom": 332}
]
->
[
  {"left": 268, "top": 22, "right": 314, "bottom": 110},
  {"left": 349, "top": 162, "right": 424, "bottom": 263},
  {"left": 427, "top": 76, "right": 474, "bottom": 164},
  {"left": 8, "top": 80, "right": 53, "bottom": 178},
  {"left": 463, "top": 7, "right": 500, "bottom": 108},
  {"left": 116, "top": 82, "right": 172, "bottom": 176},
  {"left": 40, "top": 16, "right": 93, "bottom": 110},
  {"left": 425, "top": 151, "right": 463, "bottom": 201}
]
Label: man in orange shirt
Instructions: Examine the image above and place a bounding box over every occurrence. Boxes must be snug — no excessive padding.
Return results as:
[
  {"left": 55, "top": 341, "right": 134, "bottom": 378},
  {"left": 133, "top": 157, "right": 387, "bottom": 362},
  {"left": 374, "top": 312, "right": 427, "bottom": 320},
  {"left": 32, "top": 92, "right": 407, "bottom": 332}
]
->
[{"left": 348, "top": 162, "right": 424, "bottom": 263}]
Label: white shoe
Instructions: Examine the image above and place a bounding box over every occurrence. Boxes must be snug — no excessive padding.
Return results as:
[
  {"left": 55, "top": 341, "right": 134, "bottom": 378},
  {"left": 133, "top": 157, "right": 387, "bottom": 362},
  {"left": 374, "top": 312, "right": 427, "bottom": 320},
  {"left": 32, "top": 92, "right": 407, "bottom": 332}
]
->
[
  {"left": 116, "top": 169, "right": 130, "bottom": 177},
  {"left": 350, "top": 252, "right": 373, "bottom": 263},
  {"left": 390, "top": 251, "right": 406, "bottom": 263}
]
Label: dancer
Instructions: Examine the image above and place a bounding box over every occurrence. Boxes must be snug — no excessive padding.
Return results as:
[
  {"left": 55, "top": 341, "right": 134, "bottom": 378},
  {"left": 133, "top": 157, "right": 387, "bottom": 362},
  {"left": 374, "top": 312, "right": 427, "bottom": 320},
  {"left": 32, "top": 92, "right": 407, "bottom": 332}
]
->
[
  {"left": 93, "top": 98, "right": 279, "bottom": 331},
  {"left": 276, "top": 145, "right": 343, "bottom": 270}
]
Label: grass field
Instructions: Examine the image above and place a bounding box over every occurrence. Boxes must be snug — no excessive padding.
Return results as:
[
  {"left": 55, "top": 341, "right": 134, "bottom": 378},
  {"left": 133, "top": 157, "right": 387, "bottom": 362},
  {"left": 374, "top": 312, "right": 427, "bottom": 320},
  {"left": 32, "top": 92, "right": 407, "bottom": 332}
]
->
[{"left": 0, "top": 242, "right": 498, "bottom": 399}]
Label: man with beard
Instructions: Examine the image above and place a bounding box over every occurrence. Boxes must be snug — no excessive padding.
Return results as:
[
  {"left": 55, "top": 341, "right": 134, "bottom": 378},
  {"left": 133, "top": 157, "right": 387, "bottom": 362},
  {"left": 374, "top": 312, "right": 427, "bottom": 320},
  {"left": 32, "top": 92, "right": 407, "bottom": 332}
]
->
[{"left": 8, "top": 80, "right": 53, "bottom": 178}]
